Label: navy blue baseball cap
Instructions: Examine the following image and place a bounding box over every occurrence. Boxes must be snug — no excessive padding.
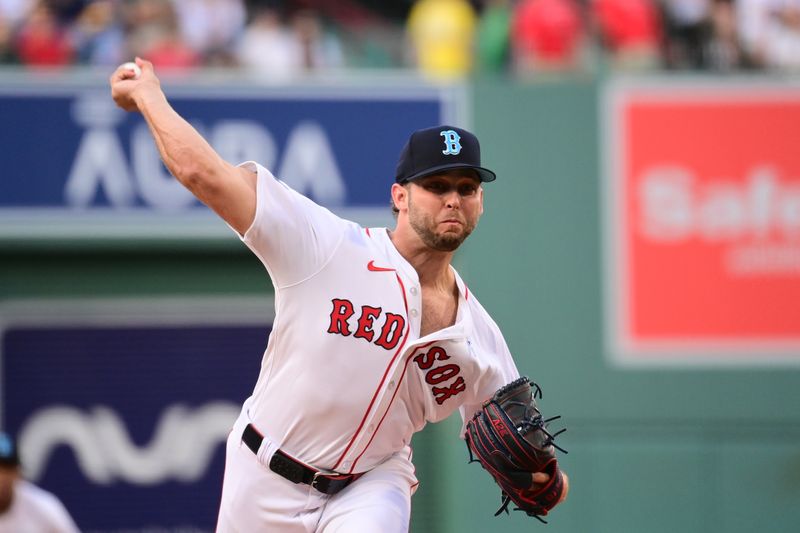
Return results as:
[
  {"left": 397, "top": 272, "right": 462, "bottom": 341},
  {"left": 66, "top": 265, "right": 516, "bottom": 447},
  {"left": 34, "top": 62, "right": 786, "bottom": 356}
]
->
[
  {"left": 395, "top": 125, "right": 497, "bottom": 184},
  {"left": 0, "top": 432, "right": 20, "bottom": 467}
]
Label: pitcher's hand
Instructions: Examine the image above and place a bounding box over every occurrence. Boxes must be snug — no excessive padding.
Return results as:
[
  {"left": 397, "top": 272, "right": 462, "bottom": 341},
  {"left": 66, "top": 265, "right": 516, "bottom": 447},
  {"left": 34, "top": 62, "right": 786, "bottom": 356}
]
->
[
  {"left": 110, "top": 57, "right": 161, "bottom": 113},
  {"left": 532, "top": 471, "right": 569, "bottom": 504}
]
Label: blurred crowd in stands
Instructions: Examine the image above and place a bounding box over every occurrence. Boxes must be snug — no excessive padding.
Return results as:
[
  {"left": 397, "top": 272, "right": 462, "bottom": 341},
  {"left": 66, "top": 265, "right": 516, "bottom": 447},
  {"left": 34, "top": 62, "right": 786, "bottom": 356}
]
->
[{"left": 0, "top": 0, "right": 799, "bottom": 79}]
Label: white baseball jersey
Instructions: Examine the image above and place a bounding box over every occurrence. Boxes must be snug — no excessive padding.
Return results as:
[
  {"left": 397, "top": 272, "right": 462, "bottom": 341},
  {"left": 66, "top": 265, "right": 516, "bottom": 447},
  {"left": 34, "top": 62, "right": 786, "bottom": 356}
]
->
[
  {"left": 0, "top": 479, "right": 80, "bottom": 533},
  {"left": 236, "top": 161, "right": 520, "bottom": 475}
]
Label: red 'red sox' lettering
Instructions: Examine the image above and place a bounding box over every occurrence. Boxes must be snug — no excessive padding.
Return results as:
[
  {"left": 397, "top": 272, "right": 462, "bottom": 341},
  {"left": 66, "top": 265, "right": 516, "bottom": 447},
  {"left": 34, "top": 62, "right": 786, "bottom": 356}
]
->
[
  {"left": 413, "top": 346, "right": 465, "bottom": 405},
  {"left": 327, "top": 299, "right": 405, "bottom": 351},
  {"left": 413, "top": 346, "right": 447, "bottom": 369},
  {"left": 354, "top": 305, "right": 382, "bottom": 342},
  {"left": 328, "top": 299, "right": 354, "bottom": 336}
]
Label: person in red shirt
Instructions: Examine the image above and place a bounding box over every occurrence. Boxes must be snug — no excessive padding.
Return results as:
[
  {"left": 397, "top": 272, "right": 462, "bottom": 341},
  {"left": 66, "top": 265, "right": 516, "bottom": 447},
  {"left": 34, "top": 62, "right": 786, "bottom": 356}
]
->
[
  {"left": 126, "top": 0, "right": 199, "bottom": 71},
  {"left": 511, "top": 0, "right": 585, "bottom": 73},
  {"left": 15, "top": 2, "right": 74, "bottom": 67},
  {"left": 142, "top": 24, "right": 200, "bottom": 71},
  {"left": 591, "top": 0, "right": 662, "bottom": 69}
]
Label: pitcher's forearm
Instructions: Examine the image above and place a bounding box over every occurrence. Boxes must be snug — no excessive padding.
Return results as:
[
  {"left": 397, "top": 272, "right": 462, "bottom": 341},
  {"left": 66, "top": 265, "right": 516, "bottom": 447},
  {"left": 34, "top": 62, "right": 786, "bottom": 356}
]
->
[
  {"left": 110, "top": 59, "right": 256, "bottom": 233},
  {"left": 134, "top": 90, "right": 230, "bottom": 195}
]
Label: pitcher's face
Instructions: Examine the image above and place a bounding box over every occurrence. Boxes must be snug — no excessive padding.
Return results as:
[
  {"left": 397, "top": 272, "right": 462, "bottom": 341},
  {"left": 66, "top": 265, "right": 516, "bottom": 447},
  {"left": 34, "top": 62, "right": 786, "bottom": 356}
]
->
[{"left": 406, "top": 172, "right": 484, "bottom": 251}]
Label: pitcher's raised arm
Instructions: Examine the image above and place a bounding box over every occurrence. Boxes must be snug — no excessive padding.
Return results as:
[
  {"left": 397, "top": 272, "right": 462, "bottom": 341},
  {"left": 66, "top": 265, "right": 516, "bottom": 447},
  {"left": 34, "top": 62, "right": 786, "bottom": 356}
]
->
[{"left": 110, "top": 58, "right": 256, "bottom": 235}]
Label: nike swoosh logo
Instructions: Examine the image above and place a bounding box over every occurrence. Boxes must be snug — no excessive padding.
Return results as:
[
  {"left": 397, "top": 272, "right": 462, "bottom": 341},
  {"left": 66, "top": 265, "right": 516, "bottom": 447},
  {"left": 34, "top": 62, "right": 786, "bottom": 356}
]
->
[{"left": 367, "top": 260, "right": 394, "bottom": 272}]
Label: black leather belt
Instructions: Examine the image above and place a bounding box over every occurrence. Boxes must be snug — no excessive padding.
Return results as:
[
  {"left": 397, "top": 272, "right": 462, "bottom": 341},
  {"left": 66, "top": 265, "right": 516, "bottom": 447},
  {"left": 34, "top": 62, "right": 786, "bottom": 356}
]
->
[{"left": 242, "top": 423, "right": 361, "bottom": 495}]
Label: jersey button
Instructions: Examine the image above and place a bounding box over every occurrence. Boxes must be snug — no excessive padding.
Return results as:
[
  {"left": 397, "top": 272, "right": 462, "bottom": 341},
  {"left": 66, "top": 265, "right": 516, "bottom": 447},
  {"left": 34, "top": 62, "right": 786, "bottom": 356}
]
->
[
  {"left": 410, "top": 309, "right": 418, "bottom": 317},
  {"left": 410, "top": 287, "right": 418, "bottom": 295},
  {"left": 388, "top": 380, "right": 395, "bottom": 389},
  {"left": 368, "top": 424, "right": 375, "bottom": 433}
]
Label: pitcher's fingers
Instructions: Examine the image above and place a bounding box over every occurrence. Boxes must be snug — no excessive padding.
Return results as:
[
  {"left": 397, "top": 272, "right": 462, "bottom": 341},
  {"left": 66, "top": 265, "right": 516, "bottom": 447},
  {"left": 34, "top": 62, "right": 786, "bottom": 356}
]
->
[
  {"left": 532, "top": 472, "right": 549, "bottom": 484},
  {"left": 110, "top": 65, "right": 134, "bottom": 84},
  {"left": 135, "top": 57, "right": 153, "bottom": 75},
  {"left": 109, "top": 68, "right": 123, "bottom": 85}
]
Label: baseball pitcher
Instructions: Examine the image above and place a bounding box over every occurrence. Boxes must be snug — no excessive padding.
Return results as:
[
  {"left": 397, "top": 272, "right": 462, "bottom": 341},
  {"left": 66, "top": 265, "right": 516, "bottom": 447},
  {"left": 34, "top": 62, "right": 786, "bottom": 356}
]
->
[{"left": 110, "top": 58, "right": 569, "bottom": 532}]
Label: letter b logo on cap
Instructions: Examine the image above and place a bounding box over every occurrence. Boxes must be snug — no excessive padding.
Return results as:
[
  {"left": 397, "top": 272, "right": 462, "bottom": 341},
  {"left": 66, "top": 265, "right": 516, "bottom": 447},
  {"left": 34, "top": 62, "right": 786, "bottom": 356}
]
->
[{"left": 440, "top": 130, "right": 462, "bottom": 155}]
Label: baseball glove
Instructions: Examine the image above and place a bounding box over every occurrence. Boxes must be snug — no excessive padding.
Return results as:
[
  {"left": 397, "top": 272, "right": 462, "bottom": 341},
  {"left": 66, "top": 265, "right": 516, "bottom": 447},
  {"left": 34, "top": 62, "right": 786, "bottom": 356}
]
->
[{"left": 465, "top": 376, "right": 567, "bottom": 522}]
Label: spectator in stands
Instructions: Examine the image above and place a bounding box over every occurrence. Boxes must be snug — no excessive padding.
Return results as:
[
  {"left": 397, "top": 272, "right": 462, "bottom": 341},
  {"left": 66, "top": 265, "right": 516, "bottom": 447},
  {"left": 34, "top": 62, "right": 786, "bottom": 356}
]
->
[
  {"left": 47, "top": 0, "right": 87, "bottom": 24},
  {"left": 0, "top": 431, "right": 80, "bottom": 532},
  {"left": 237, "top": 6, "right": 300, "bottom": 79},
  {"left": 237, "top": 6, "right": 343, "bottom": 77},
  {"left": 591, "top": 0, "right": 661, "bottom": 70},
  {"left": 511, "top": 0, "right": 585, "bottom": 75},
  {"left": 0, "top": 0, "right": 33, "bottom": 27},
  {"left": 735, "top": 0, "right": 800, "bottom": 70},
  {"left": 0, "top": 13, "right": 18, "bottom": 63},
  {"left": 14, "top": 0, "right": 74, "bottom": 67},
  {"left": 142, "top": 21, "right": 200, "bottom": 70},
  {"left": 660, "top": 0, "right": 711, "bottom": 68},
  {"left": 476, "top": 0, "right": 512, "bottom": 74},
  {"left": 290, "top": 8, "right": 344, "bottom": 71},
  {"left": 406, "top": 0, "right": 477, "bottom": 80},
  {"left": 736, "top": 0, "right": 772, "bottom": 67},
  {"left": 72, "top": 0, "right": 126, "bottom": 66},
  {"left": 171, "top": 0, "right": 245, "bottom": 66},
  {"left": 704, "top": 0, "right": 742, "bottom": 70},
  {"left": 761, "top": 0, "right": 800, "bottom": 70},
  {"left": 126, "top": 0, "right": 199, "bottom": 70}
]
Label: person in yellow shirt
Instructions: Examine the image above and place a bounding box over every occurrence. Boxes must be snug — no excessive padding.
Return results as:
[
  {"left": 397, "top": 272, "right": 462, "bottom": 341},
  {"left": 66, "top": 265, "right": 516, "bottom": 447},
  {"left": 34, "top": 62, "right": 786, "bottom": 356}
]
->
[{"left": 407, "top": 0, "right": 477, "bottom": 79}]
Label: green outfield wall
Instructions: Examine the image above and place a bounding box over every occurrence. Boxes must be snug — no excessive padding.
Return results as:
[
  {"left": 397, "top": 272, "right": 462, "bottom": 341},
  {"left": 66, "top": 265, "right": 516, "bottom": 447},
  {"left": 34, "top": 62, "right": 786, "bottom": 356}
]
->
[
  {"left": 2, "top": 75, "right": 798, "bottom": 533},
  {"left": 445, "top": 78, "right": 800, "bottom": 533}
]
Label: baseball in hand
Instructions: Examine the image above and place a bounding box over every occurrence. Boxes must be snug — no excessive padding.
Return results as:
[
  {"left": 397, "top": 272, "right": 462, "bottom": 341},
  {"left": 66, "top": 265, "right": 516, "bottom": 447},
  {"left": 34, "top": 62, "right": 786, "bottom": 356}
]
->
[{"left": 120, "top": 61, "right": 141, "bottom": 79}]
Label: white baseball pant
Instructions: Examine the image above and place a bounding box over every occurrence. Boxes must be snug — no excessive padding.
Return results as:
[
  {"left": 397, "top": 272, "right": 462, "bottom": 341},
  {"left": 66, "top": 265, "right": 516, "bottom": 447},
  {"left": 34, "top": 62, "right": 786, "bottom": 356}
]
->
[{"left": 216, "top": 408, "right": 418, "bottom": 532}]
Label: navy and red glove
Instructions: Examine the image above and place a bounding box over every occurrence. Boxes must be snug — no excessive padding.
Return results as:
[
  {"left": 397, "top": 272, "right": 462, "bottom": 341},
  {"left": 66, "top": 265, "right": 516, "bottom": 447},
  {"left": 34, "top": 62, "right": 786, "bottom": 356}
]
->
[{"left": 465, "top": 377, "right": 567, "bottom": 522}]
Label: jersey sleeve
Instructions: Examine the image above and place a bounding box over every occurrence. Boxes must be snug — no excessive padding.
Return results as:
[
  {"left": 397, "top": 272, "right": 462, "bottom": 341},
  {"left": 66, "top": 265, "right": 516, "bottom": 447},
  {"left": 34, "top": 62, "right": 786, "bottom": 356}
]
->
[
  {"left": 237, "top": 161, "right": 351, "bottom": 288},
  {"left": 22, "top": 481, "right": 80, "bottom": 533},
  {"left": 458, "top": 322, "right": 520, "bottom": 437},
  {"left": 43, "top": 495, "right": 80, "bottom": 533}
]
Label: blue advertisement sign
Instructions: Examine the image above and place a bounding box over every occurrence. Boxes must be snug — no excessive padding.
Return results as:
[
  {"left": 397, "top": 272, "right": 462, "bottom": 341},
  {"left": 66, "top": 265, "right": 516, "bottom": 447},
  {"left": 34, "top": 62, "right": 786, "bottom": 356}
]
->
[
  {"left": 0, "top": 79, "right": 461, "bottom": 239},
  {"left": 1, "top": 300, "right": 273, "bottom": 532}
]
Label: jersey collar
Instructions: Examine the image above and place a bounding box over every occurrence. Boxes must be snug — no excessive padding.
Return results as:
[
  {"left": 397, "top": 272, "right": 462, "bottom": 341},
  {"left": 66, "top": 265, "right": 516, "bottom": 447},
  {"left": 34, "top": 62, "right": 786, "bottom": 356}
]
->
[{"left": 369, "top": 227, "right": 473, "bottom": 314}]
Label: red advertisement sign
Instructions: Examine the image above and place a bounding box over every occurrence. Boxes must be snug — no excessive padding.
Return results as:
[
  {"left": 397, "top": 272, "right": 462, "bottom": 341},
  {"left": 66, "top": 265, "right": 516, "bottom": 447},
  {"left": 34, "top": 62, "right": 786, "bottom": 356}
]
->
[{"left": 606, "top": 82, "right": 800, "bottom": 363}]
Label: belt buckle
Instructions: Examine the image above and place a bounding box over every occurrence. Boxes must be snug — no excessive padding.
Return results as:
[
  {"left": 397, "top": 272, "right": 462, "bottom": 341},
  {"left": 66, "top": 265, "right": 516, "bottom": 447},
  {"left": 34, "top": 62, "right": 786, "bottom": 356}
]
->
[{"left": 311, "top": 471, "right": 327, "bottom": 492}]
